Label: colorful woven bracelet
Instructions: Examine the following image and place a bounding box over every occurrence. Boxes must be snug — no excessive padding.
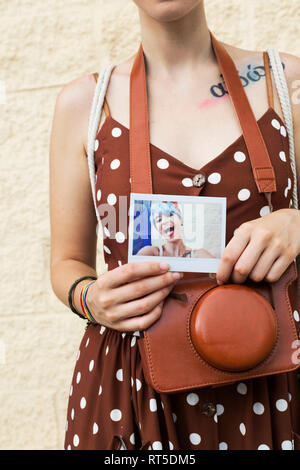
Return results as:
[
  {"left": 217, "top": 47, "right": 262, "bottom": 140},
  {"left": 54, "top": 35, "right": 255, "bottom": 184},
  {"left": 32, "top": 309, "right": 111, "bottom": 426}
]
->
[{"left": 80, "top": 280, "right": 97, "bottom": 324}]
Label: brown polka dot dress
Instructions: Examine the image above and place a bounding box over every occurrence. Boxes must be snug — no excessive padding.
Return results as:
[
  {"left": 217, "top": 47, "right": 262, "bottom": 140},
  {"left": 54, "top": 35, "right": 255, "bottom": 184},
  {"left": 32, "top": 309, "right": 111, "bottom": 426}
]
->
[{"left": 64, "top": 55, "right": 300, "bottom": 450}]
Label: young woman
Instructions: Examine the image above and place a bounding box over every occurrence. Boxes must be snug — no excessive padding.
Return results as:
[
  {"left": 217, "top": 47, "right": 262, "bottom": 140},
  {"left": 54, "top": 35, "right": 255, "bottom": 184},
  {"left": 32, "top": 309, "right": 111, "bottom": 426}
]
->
[
  {"left": 136, "top": 200, "right": 215, "bottom": 257},
  {"left": 49, "top": 0, "right": 300, "bottom": 450}
]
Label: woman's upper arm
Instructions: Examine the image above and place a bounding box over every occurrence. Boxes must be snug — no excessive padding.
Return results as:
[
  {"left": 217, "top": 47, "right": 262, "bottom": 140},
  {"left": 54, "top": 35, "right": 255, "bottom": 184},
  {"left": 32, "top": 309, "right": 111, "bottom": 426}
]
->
[{"left": 49, "top": 74, "right": 98, "bottom": 270}]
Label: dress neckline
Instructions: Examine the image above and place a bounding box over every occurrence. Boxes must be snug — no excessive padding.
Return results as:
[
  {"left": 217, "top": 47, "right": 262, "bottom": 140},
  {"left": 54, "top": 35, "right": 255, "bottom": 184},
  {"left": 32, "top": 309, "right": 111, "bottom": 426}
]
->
[{"left": 96, "top": 107, "right": 285, "bottom": 174}]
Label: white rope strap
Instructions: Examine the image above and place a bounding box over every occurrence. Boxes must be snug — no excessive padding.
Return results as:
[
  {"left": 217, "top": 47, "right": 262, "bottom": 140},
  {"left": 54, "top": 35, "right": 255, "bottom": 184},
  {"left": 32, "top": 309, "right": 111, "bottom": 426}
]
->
[
  {"left": 267, "top": 47, "right": 299, "bottom": 210},
  {"left": 87, "top": 64, "right": 116, "bottom": 235}
]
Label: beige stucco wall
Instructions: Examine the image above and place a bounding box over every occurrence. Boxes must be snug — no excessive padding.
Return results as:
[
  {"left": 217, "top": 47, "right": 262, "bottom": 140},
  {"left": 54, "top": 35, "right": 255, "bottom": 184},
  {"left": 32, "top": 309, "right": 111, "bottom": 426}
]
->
[{"left": 0, "top": 0, "right": 299, "bottom": 450}]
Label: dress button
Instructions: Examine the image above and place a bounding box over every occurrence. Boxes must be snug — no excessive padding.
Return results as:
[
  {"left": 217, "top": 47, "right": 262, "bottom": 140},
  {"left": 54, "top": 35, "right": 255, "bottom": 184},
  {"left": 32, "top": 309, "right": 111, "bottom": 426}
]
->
[
  {"left": 201, "top": 402, "right": 216, "bottom": 417},
  {"left": 192, "top": 173, "right": 206, "bottom": 187}
]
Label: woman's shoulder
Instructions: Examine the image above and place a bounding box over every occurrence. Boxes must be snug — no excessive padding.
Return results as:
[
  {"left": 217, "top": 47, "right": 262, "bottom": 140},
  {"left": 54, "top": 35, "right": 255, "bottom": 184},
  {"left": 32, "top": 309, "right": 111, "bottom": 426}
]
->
[
  {"left": 53, "top": 73, "right": 99, "bottom": 155},
  {"left": 136, "top": 245, "right": 160, "bottom": 256}
]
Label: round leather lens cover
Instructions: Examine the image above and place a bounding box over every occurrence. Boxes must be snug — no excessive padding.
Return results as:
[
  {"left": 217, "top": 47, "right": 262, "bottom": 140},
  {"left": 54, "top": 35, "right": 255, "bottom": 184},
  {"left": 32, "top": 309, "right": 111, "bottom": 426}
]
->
[{"left": 190, "top": 284, "right": 278, "bottom": 372}]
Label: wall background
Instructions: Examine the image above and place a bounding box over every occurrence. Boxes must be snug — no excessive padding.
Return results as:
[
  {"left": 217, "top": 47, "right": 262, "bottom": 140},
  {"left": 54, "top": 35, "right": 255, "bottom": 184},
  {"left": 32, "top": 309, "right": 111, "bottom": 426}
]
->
[{"left": 0, "top": 0, "right": 299, "bottom": 450}]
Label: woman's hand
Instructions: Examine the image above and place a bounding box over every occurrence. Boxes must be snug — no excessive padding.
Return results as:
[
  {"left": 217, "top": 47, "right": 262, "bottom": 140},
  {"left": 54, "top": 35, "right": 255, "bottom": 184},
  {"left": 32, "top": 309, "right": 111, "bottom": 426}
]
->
[
  {"left": 216, "top": 208, "right": 300, "bottom": 285},
  {"left": 85, "top": 262, "right": 183, "bottom": 332}
]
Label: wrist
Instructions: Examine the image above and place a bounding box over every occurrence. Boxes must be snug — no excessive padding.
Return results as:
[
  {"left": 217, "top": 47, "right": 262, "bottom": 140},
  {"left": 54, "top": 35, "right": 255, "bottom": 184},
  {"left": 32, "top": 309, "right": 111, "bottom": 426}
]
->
[
  {"left": 80, "top": 281, "right": 98, "bottom": 323},
  {"left": 73, "top": 279, "right": 95, "bottom": 318}
]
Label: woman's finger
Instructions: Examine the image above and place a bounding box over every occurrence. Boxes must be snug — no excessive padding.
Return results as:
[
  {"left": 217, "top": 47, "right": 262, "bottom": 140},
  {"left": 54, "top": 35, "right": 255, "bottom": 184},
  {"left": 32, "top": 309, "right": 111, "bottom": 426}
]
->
[
  {"left": 230, "top": 237, "right": 271, "bottom": 284},
  {"left": 217, "top": 224, "right": 251, "bottom": 284},
  {"left": 111, "top": 270, "right": 182, "bottom": 304},
  {"left": 113, "top": 301, "right": 165, "bottom": 333},
  {"left": 100, "top": 261, "right": 170, "bottom": 288},
  {"left": 111, "top": 284, "right": 175, "bottom": 321},
  {"left": 246, "top": 242, "right": 284, "bottom": 282}
]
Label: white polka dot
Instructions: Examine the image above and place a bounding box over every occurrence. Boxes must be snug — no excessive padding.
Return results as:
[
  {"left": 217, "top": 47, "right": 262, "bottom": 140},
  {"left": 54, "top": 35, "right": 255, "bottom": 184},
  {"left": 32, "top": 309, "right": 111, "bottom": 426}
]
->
[
  {"left": 284, "top": 187, "right": 289, "bottom": 198},
  {"left": 219, "top": 442, "right": 228, "bottom": 450},
  {"left": 107, "top": 193, "right": 117, "bottom": 205},
  {"left": 253, "top": 402, "right": 265, "bottom": 415},
  {"left": 157, "top": 158, "right": 169, "bottom": 169},
  {"left": 289, "top": 199, "right": 293, "bottom": 208},
  {"left": 216, "top": 404, "right": 224, "bottom": 416},
  {"left": 186, "top": 393, "right": 199, "bottom": 406},
  {"left": 131, "top": 336, "right": 136, "bottom": 347},
  {"left": 110, "top": 409, "right": 122, "bottom": 421},
  {"left": 182, "top": 177, "right": 193, "bottom": 187},
  {"left": 161, "top": 401, "right": 164, "bottom": 410},
  {"left": 89, "top": 360, "right": 94, "bottom": 372},
  {"left": 85, "top": 338, "right": 90, "bottom": 347},
  {"left": 276, "top": 399, "right": 288, "bottom": 412},
  {"left": 258, "top": 444, "right": 270, "bottom": 450},
  {"left": 287, "top": 178, "right": 292, "bottom": 190},
  {"left": 94, "top": 140, "right": 99, "bottom": 151},
  {"left": 121, "top": 332, "right": 126, "bottom": 338},
  {"left": 237, "top": 382, "right": 247, "bottom": 395},
  {"left": 105, "top": 345, "right": 109, "bottom": 355},
  {"left": 65, "top": 420, "right": 68, "bottom": 431},
  {"left": 260, "top": 205, "right": 271, "bottom": 217},
  {"left": 103, "top": 245, "right": 111, "bottom": 254},
  {"left": 73, "top": 434, "right": 80, "bottom": 447},
  {"left": 136, "top": 378, "right": 142, "bottom": 391},
  {"left": 69, "top": 385, "right": 73, "bottom": 396},
  {"left": 118, "top": 260, "right": 122, "bottom": 266},
  {"left": 116, "top": 369, "right": 123, "bottom": 381},
  {"left": 271, "top": 119, "right": 281, "bottom": 130},
  {"left": 208, "top": 172, "right": 221, "bottom": 184},
  {"left": 130, "top": 433, "right": 135, "bottom": 445},
  {"left": 80, "top": 397, "right": 86, "bottom": 409},
  {"left": 293, "top": 310, "right": 299, "bottom": 322},
  {"left": 288, "top": 393, "right": 292, "bottom": 402},
  {"left": 115, "top": 231, "right": 125, "bottom": 243},
  {"left": 150, "top": 398, "right": 157, "bottom": 412},
  {"left": 112, "top": 127, "right": 122, "bottom": 138},
  {"left": 101, "top": 157, "right": 104, "bottom": 165},
  {"left": 103, "top": 226, "right": 110, "bottom": 238},
  {"left": 76, "top": 349, "right": 80, "bottom": 361},
  {"left": 172, "top": 413, "right": 177, "bottom": 422},
  {"left": 280, "top": 126, "right": 287, "bottom": 137},
  {"left": 234, "top": 151, "right": 246, "bottom": 163},
  {"left": 239, "top": 423, "right": 246, "bottom": 435},
  {"left": 131, "top": 377, "right": 134, "bottom": 387},
  {"left": 238, "top": 188, "right": 251, "bottom": 201},
  {"left": 169, "top": 441, "right": 174, "bottom": 450},
  {"left": 100, "top": 325, "right": 106, "bottom": 334},
  {"left": 281, "top": 440, "right": 293, "bottom": 450},
  {"left": 97, "top": 189, "right": 101, "bottom": 201},
  {"left": 71, "top": 408, "right": 75, "bottom": 420},
  {"left": 93, "top": 422, "right": 99, "bottom": 435},
  {"left": 279, "top": 151, "right": 286, "bottom": 162},
  {"left": 110, "top": 159, "right": 120, "bottom": 170},
  {"left": 152, "top": 441, "right": 163, "bottom": 450},
  {"left": 76, "top": 372, "right": 81, "bottom": 384},
  {"left": 67, "top": 445, "right": 71, "bottom": 450},
  {"left": 189, "top": 433, "right": 201, "bottom": 445},
  {"left": 98, "top": 385, "right": 102, "bottom": 395}
]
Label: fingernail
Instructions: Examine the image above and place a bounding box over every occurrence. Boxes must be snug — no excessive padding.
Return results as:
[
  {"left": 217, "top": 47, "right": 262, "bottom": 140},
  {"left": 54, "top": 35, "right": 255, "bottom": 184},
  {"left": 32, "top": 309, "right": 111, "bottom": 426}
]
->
[
  {"left": 160, "top": 263, "right": 169, "bottom": 271},
  {"left": 172, "top": 272, "right": 181, "bottom": 279}
]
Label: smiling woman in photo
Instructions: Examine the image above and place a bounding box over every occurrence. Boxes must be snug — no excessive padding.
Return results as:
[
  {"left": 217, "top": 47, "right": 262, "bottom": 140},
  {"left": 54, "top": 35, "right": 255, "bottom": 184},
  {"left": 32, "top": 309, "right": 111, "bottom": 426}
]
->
[{"left": 136, "top": 201, "right": 215, "bottom": 257}]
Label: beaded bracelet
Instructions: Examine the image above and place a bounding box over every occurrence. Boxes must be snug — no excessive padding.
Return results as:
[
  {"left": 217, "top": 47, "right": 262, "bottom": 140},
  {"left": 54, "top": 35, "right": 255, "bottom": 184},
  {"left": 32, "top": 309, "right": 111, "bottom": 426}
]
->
[{"left": 80, "top": 280, "right": 98, "bottom": 324}]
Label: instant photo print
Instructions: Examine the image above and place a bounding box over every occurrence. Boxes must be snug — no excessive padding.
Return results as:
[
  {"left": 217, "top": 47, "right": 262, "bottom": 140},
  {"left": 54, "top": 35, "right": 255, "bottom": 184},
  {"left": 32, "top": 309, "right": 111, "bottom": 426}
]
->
[{"left": 128, "top": 193, "right": 227, "bottom": 273}]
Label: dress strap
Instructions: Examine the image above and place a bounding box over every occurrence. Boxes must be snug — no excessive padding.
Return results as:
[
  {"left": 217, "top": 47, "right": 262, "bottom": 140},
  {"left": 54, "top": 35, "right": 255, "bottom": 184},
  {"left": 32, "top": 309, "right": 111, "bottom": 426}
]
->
[
  {"left": 263, "top": 52, "right": 274, "bottom": 109},
  {"left": 92, "top": 72, "right": 111, "bottom": 118}
]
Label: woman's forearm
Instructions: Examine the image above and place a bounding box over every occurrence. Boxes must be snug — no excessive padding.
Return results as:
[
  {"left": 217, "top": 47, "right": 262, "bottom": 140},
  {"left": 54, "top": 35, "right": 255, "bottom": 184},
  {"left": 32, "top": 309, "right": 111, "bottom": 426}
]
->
[{"left": 50, "top": 259, "right": 98, "bottom": 316}]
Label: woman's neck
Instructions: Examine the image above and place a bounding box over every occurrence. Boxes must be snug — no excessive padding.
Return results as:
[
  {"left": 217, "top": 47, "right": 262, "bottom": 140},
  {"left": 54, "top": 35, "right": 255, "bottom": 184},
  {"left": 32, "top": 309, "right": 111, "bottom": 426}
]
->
[
  {"left": 136, "top": 2, "right": 214, "bottom": 80},
  {"left": 163, "top": 239, "right": 189, "bottom": 257}
]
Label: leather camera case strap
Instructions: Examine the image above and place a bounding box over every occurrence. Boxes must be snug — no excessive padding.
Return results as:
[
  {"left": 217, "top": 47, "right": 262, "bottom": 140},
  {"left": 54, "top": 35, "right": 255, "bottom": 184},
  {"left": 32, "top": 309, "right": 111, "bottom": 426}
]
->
[{"left": 128, "top": 30, "right": 300, "bottom": 392}]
